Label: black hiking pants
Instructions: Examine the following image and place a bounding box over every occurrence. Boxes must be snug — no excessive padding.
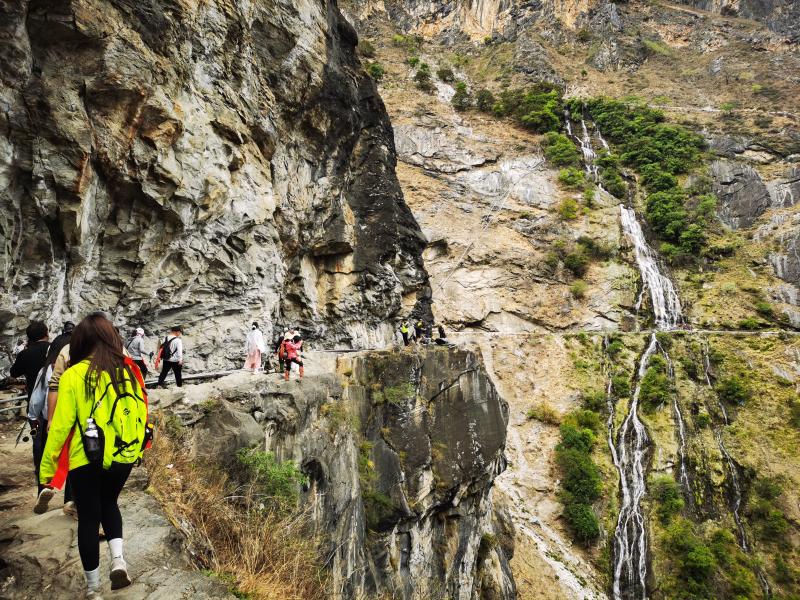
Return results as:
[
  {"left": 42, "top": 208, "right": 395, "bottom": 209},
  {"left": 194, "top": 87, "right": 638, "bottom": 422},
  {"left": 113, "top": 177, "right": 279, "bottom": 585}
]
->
[
  {"left": 32, "top": 420, "right": 46, "bottom": 494},
  {"left": 70, "top": 462, "right": 133, "bottom": 571},
  {"left": 157, "top": 361, "right": 182, "bottom": 387},
  {"left": 134, "top": 359, "right": 148, "bottom": 380}
]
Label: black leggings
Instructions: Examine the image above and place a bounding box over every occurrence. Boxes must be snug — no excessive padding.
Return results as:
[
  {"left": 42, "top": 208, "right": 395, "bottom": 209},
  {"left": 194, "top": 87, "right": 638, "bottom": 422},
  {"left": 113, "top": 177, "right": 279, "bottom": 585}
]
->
[
  {"left": 157, "top": 361, "right": 182, "bottom": 387},
  {"left": 70, "top": 462, "right": 133, "bottom": 571},
  {"left": 284, "top": 357, "right": 303, "bottom": 373}
]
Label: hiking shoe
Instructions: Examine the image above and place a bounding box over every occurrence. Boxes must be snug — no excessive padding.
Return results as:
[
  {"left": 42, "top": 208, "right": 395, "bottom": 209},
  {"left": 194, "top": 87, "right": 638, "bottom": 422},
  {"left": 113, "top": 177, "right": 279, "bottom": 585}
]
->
[
  {"left": 63, "top": 501, "right": 78, "bottom": 520},
  {"left": 86, "top": 591, "right": 103, "bottom": 600},
  {"left": 33, "top": 487, "right": 55, "bottom": 514},
  {"left": 110, "top": 556, "right": 132, "bottom": 590}
]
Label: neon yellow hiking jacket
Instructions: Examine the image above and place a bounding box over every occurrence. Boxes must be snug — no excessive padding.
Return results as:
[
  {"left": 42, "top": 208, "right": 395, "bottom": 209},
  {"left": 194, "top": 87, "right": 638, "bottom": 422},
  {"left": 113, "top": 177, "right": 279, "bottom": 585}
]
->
[{"left": 40, "top": 360, "right": 147, "bottom": 483}]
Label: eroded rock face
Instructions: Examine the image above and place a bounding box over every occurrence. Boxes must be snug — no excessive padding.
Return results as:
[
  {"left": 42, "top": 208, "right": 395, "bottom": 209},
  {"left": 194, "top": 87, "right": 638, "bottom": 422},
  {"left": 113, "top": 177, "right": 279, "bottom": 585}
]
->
[
  {"left": 175, "top": 346, "right": 514, "bottom": 599},
  {"left": 674, "top": 0, "right": 800, "bottom": 40},
  {"left": 0, "top": 0, "right": 430, "bottom": 370},
  {"left": 711, "top": 159, "right": 771, "bottom": 229}
]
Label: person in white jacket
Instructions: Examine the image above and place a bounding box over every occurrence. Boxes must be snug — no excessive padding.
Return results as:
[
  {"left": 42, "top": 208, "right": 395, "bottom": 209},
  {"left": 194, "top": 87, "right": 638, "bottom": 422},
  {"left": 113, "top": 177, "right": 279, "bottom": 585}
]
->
[{"left": 244, "top": 322, "right": 266, "bottom": 372}]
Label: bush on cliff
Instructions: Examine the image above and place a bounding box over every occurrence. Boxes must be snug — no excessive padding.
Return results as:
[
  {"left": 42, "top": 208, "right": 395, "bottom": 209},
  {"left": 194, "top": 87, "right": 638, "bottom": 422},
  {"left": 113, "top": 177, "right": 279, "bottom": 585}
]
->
[
  {"left": 556, "top": 409, "right": 603, "bottom": 545},
  {"left": 542, "top": 132, "right": 581, "bottom": 166}
]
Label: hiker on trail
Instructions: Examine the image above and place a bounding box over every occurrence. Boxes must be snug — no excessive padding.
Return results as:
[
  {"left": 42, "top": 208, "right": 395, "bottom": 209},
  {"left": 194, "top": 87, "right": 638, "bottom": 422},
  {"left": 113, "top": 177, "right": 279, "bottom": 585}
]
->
[
  {"left": 283, "top": 335, "right": 304, "bottom": 381},
  {"left": 274, "top": 332, "right": 287, "bottom": 374},
  {"left": 414, "top": 320, "right": 425, "bottom": 342},
  {"left": 244, "top": 322, "right": 266, "bottom": 372},
  {"left": 10, "top": 321, "right": 49, "bottom": 500},
  {"left": 400, "top": 321, "right": 410, "bottom": 346},
  {"left": 10, "top": 321, "right": 49, "bottom": 400},
  {"left": 27, "top": 321, "right": 76, "bottom": 515},
  {"left": 12, "top": 338, "right": 25, "bottom": 356},
  {"left": 435, "top": 324, "right": 448, "bottom": 346},
  {"left": 155, "top": 326, "right": 184, "bottom": 388},
  {"left": 125, "top": 328, "right": 149, "bottom": 380},
  {"left": 39, "top": 313, "right": 149, "bottom": 598}
]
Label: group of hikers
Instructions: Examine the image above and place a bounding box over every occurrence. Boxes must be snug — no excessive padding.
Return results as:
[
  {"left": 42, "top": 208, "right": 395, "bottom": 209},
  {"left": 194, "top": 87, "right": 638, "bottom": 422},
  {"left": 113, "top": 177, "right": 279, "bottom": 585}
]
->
[
  {"left": 244, "top": 322, "right": 305, "bottom": 380},
  {"left": 4, "top": 311, "right": 444, "bottom": 598},
  {"left": 398, "top": 318, "right": 448, "bottom": 347}
]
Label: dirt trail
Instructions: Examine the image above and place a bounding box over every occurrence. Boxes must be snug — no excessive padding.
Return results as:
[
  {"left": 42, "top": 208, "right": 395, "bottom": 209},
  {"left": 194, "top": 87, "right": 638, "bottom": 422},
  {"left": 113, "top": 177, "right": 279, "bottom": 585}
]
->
[{"left": 0, "top": 423, "right": 233, "bottom": 600}]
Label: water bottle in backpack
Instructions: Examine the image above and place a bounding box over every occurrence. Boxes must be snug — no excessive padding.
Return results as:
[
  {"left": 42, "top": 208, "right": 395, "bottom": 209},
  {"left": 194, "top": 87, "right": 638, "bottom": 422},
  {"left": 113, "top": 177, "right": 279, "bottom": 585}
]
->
[{"left": 83, "top": 417, "right": 105, "bottom": 465}]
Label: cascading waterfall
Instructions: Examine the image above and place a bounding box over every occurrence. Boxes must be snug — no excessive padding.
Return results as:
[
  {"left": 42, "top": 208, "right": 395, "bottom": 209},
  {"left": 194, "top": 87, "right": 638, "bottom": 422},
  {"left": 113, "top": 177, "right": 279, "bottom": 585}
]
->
[
  {"left": 579, "top": 120, "right": 600, "bottom": 182},
  {"left": 614, "top": 205, "right": 685, "bottom": 600}
]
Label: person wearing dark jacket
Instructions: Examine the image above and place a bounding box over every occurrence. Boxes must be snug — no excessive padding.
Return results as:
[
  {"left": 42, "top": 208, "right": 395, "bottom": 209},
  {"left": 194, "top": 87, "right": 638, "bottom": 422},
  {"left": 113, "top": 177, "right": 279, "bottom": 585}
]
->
[
  {"left": 10, "top": 320, "right": 49, "bottom": 399},
  {"left": 10, "top": 320, "right": 49, "bottom": 500}
]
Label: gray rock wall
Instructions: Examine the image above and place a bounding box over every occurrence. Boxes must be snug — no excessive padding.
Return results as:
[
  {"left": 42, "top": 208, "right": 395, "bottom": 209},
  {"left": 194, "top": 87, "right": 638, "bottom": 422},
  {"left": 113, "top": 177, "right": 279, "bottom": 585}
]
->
[
  {"left": 178, "top": 346, "right": 515, "bottom": 599},
  {"left": 0, "top": 0, "right": 431, "bottom": 370}
]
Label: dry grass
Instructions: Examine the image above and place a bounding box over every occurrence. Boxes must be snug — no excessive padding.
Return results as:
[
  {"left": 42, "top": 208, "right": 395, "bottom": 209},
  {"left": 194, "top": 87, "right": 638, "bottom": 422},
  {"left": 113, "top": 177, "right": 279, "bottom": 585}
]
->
[
  {"left": 526, "top": 402, "right": 562, "bottom": 426},
  {"left": 145, "top": 417, "right": 328, "bottom": 600}
]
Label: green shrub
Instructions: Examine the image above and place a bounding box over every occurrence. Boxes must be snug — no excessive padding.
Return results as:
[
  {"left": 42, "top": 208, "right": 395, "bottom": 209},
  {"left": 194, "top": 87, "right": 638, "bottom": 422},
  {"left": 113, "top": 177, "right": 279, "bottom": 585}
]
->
[
  {"left": 606, "top": 339, "right": 625, "bottom": 357},
  {"left": 558, "top": 424, "right": 596, "bottom": 453},
  {"left": 651, "top": 475, "right": 684, "bottom": 523},
  {"left": 383, "top": 382, "right": 416, "bottom": 404},
  {"left": 695, "top": 413, "right": 711, "bottom": 428},
  {"left": 558, "top": 198, "right": 580, "bottom": 220},
  {"left": 790, "top": 399, "right": 800, "bottom": 428},
  {"left": 414, "top": 63, "right": 434, "bottom": 91},
  {"left": 558, "top": 167, "right": 585, "bottom": 189},
  {"left": 542, "top": 132, "right": 581, "bottom": 166},
  {"left": 491, "top": 84, "right": 564, "bottom": 133},
  {"left": 475, "top": 89, "right": 495, "bottom": 112},
  {"left": 358, "top": 40, "right": 376, "bottom": 58},
  {"left": 451, "top": 81, "right": 471, "bottom": 112},
  {"left": 715, "top": 376, "right": 751, "bottom": 405},
  {"left": 738, "top": 317, "right": 763, "bottom": 330},
  {"left": 577, "top": 235, "right": 613, "bottom": 260},
  {"left": 754, "top": 300, "right": 774, "bottom": 318},
  {"left": 754, "top": 477, "right": 782, "bottom": 501},
  {"left": 642, "top": 38, "right": 673, "bottom": 57},
  {"left": 639, "top": 362, "right": 672, "bottom": 410},
  {"left": 662, "top": 518, "right": 716, "bottom": 594},
  {"left": 570, "top": 279, "right": 589, "bottom": 298},
  {"left": 612, "top": 373, "right": 631, "bottom": 397},
  {"left": 407, "top": 56, "right": 420, "bottom": 67},
  {"left": 436, "top": 65, "right": 455, "bottom": 82},
  {"left": 556, "top": 448, "right": 602, "bottom": 501},
  {"left": 583, "top": 186, "right": 596, "bottom": 207},
  {"left": 565, "top": 409, "right": 603, "bottom": 433},
  {"left": 581, "top": 390, "right": 606, "bottom": 412},
  {"left": 563, "top": 248, "right": 589, "bottom": 276},
  {"left": 366, "top": 62, "right": 385, "bottom": 81},
  {"left": 563, "top": 502, "right": 600, "bottom": 543},
  {"left": 236, "top": 449, "right": 308, "bottom": 512}
]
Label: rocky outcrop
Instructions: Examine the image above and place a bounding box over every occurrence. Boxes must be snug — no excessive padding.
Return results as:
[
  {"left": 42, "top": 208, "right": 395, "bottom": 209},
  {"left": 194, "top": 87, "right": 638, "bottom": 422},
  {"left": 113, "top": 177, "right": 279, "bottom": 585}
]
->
[
  {"left": 0, "top": 0, "right": 431, "bottom": 371},
  {"left": 769, "top": 167, "right": 800, "bottom": 208},
  {"left": 710, "top": 160, "right": 771, "bottom": 229},
  {"left": 675, "top": 0, "right": 800, "bottom": 40},
  {"left": 169, "top": 346, "right": 514, "bottom": 600}
]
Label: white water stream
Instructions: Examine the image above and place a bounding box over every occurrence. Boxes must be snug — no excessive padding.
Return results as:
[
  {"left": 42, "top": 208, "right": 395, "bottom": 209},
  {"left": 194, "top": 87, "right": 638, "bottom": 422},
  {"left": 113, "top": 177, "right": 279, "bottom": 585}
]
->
[{"left": 614, "top": 206, "right": 685, "bottom": 599}]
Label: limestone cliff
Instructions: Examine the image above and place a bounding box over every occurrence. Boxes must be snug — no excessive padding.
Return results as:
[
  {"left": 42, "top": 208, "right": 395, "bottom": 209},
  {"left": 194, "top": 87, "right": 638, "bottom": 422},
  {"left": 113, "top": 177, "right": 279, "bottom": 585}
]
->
[
  {"left": 161, "top": 346, "right": 514, "bottom": 600},
  {"left": 0, "top": 0, "right": 431, "bottom": 371}
]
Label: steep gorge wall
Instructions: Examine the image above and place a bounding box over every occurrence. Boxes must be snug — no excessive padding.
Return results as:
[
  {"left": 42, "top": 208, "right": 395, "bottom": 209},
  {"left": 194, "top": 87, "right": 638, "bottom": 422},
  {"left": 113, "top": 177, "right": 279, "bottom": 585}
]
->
[
  {"left": 170, "top": 346, "right": 514, "bottom": 599},
  {"left": 0, "top": 0, "right": 431, "bottom": 370}
]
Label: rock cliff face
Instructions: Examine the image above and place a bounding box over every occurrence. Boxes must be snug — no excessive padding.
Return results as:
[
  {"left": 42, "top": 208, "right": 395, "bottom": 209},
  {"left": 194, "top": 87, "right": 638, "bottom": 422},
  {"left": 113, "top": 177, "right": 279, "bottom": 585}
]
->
[
  {"left": 0, "top": 0, "right": 431, "bottom": 369},
  {"left": 675, "top": 0, "right": 800, "bottom": 39},
  {"left": 167, "top": 346, "right": 513, "bottom": 599}
]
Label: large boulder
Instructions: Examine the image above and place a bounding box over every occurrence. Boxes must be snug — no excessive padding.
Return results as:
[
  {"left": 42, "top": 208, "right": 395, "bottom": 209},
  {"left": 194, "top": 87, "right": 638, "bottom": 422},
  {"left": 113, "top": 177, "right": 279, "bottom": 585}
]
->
[{"left": 711, "top": 160, "right": 771, "bottom": 229}]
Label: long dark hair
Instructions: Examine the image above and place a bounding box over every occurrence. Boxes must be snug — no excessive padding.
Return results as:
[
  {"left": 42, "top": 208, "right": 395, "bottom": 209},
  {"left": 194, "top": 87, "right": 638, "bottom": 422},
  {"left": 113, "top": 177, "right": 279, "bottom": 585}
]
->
[{"left": 70, "top": 313, "right": 135, "bottom": 396}]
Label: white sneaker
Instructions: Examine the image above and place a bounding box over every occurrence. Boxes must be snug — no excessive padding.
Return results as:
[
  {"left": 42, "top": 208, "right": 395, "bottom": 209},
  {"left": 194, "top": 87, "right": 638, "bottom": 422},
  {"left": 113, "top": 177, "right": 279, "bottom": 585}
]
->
[
  {"left": 110, "top": 556, "right": 132, "bottom": 590},
  {"left": 33, "top": 487, "right": 55, "bottom": 514},
  {"left": 86, "top": 591, "right": 103, "bottom": 600},
  {"left": 63, "top": 501, "right": 78, "bottom": 520}
]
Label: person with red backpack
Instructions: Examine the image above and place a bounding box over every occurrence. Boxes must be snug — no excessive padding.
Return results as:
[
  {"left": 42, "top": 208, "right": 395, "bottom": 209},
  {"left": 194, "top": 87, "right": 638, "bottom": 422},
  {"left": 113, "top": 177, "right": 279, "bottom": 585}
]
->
[
  {"left": 154, "top": 326, "right": 184, "bottom": 388},
  {"left": 283, "top": 335, "right": 304, "bottom": 381}
]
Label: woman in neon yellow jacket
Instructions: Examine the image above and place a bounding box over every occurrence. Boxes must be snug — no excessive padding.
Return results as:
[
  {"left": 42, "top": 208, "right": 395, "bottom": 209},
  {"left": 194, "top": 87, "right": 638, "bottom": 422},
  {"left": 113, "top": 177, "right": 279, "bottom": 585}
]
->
[{"left": 40, "top": 313, "right": 147, "bottom": 599}]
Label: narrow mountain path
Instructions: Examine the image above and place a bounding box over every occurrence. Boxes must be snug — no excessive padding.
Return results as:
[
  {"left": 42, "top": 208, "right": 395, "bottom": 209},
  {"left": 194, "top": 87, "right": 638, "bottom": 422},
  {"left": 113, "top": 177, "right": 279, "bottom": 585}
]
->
[{"left": 0, "top": 424, "right": 234, "bottom": 599}]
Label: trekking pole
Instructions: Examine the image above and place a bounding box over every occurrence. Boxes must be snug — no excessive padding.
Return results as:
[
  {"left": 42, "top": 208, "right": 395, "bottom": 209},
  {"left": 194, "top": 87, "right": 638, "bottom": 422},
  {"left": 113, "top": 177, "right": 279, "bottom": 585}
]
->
[{"left": 14, "top": 419, "right": 30, "bottom": 447}]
